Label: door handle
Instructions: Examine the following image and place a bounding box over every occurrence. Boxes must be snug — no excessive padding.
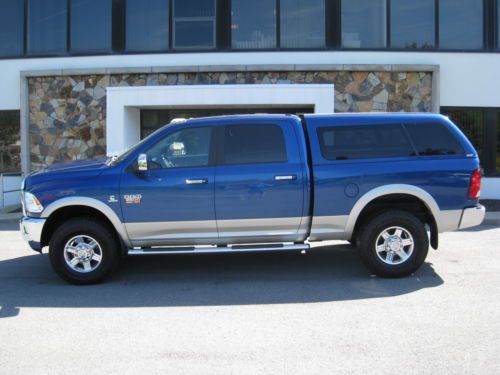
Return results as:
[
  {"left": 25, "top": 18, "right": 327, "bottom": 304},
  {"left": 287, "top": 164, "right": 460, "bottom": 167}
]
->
[
  {"left": 274, "top": 175, "right": 297, "bottom": 181},
  {"left": 185, "top": 178, "right": 208, "bottom": 185}
]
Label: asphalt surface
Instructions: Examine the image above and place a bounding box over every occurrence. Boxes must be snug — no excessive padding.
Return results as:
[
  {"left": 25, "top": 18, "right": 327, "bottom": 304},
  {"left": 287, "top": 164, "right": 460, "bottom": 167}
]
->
[{"left": 1, "top": 223, "right": 499, "bottom": 375}]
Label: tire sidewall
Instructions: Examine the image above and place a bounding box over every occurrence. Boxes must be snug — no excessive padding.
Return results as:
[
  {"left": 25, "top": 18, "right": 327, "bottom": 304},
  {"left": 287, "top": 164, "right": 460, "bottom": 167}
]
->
[
  {"left": 49, "top": 218, "right": 118, "bottom": 284},
  {"left": 359, "top": 211, "right": 429, "bottom": 277}
]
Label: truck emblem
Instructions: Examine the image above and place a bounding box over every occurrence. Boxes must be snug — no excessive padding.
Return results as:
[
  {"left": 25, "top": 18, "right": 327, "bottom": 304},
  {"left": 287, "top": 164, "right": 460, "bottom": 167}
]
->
[
  {"left": 108, "top": 195, "right": 118, "bottom": 203},
  {"left": 124, "top": 194, "right": 142, "bottom": 204}
]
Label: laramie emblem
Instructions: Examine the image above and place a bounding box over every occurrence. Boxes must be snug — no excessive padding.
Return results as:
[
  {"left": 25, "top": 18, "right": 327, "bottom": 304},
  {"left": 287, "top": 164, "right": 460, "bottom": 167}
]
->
[{"left": 124, "top": 194, "right": 142, "bottom": 204}]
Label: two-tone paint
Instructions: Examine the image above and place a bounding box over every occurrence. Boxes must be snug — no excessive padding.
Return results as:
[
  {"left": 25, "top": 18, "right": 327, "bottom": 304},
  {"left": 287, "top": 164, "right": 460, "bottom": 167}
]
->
[{"left": 21, "top": 113, "right": 484, "bottom": 253}]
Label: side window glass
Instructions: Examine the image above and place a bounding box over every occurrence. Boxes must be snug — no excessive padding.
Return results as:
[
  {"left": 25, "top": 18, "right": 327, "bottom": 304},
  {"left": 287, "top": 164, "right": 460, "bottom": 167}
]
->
[
  {"left": 405, "top": 123, "right": 465, "bottom": 156},
  {"left": 223, "top": 124, "right": 287, "bottom": 165},
  {"left": 145, "top": 127, "right": 212, "bottom": 169},
  {"left": 317, "top": 124, "right": 414, "bottom": 160}
]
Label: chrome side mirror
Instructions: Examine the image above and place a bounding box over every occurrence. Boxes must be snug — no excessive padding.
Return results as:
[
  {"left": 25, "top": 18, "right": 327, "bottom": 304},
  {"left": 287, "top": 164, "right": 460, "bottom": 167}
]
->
[{"left": 137, "top": 153, "right": 148, "bottom": 172}]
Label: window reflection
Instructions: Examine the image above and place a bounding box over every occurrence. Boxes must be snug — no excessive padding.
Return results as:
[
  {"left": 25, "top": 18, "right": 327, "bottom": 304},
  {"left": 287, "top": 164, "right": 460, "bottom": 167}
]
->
[
  {"left": 27, "top": 0, "right": 67, "bottom": 55},
  {"left": 390, "top": 0, "right": 435, "bottom": 49},
  {"left": 342, "top": 0, "right": 387, "bottom": 48},
  {"left": 440, "top": 0, "right": 483, "bottom": 50},
  {"left": 173, "top": 0, "right": 216, "bottom": 49},
  {"left": 71, "top": 0, "right": 112, "bottom": 53},
  {"left": 0, "top": 0, "right": 24, "bottom": 57},
  {"left": 280, "top": 0, "right": 325, "bottom": 48},
  {"left": 126, "top": 0, "right": 170, "bottom": 52},
  {"left": 232, "top": 0, "right": 276, "bottom": 49}
]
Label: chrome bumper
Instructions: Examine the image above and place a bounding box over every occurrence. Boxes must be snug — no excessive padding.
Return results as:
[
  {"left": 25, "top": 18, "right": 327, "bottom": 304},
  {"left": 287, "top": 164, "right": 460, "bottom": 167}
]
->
[
  {"left": 459, "top": 205, "right": 486, "bottom": 230},
  {"left": 20, "top": 216, "right": 46, "bottom": 252}
]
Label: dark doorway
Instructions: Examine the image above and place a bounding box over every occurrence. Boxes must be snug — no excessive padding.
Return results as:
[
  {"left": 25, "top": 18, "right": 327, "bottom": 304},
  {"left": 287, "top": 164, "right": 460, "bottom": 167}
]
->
[{"left": 140, "top": 107, "right": 314, "bottom": 138}]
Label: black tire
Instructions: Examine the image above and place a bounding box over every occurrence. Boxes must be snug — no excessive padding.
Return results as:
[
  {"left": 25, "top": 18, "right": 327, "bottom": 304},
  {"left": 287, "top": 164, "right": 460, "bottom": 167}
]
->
[
  {"left": 49, "top": 217, "right": 120, "bottom": 285},
  {"left": 357, "top": 210, "right": 429, "bottom": 278}
]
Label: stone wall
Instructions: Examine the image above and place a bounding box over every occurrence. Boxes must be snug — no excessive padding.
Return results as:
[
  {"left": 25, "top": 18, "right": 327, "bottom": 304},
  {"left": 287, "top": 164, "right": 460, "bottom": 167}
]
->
[{"left": 28, "top": 70, "right": 433, "bottom": 170}]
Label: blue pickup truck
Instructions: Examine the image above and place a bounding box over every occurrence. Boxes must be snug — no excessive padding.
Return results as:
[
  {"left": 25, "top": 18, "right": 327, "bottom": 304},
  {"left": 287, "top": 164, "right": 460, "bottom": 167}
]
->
[{"left": 20, "top": 113, "right": 485, "bottom": 284}]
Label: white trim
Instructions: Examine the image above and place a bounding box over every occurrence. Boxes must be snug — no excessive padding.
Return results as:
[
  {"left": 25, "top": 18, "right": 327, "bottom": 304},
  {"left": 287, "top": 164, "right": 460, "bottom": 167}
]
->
[{"left": 106, "top": 84, "right": 335, "bottom": 155}]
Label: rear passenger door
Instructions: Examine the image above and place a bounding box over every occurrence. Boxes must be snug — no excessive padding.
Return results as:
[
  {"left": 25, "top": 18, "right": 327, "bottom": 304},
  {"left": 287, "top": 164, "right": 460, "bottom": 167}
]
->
[{"left": 214, "top": 122, "right": 305, "bottom": 241}]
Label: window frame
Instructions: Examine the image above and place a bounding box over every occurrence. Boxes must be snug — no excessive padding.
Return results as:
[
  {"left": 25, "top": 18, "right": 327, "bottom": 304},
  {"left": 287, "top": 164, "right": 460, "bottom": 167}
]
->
[
  {"left": 217, "top": 123, "right": 289, "bottom": 166},
  {"left": 172, "top": 0, "right": 217, "bottom": 50}
]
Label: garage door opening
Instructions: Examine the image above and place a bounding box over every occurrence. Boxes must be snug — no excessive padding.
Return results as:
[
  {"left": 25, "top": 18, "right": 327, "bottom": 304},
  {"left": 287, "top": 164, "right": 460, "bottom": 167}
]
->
[{"left": 140, "top": 107, "right": 314, "bottom": 138}]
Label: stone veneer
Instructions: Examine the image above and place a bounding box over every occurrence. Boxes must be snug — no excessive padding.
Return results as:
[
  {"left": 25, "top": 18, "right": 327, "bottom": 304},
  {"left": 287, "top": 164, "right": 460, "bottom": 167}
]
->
[{"left": 28, "top": 70, "right": 433, "bottom": 170}]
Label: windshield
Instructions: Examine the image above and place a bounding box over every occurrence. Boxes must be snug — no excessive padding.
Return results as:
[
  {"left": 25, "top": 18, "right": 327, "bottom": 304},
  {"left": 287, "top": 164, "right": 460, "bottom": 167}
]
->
[{"left": 109, "top": 124, "right": 170, "bottom": 165}]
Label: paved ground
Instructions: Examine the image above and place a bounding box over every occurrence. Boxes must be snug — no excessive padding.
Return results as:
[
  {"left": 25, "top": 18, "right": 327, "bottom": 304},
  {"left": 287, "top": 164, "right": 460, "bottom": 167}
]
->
[{"left": 1, "top": 223, "right": 499, "bottom": 375}]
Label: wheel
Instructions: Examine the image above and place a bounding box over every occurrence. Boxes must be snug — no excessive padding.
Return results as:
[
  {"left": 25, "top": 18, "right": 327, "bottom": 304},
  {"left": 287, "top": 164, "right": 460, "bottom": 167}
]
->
[
  {"left": 357, "top": 210, "right": 429, "bottom": 278},
  {"left": 49, "top": 218, "right": 120, "bottom": 285}
]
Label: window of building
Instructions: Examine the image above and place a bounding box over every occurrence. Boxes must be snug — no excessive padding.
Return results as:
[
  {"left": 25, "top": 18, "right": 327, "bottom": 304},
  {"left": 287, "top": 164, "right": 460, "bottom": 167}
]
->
[
  {"left": 223, "top": 125, "right": 287, "bottom": 165},
  {"left": 126, "top": 0, "right": 170, "bottom": 52},
  {"left": 341, "top": 0, "right": 387, "bottom": 49},
  {"left": 28, "top": 0, "right": 67, "bottom": 55},
  {"left": 0, "top": 0, "right": 24, "bottom": 58},
  {"left": 280, "top": 0, "right": 325, "bottom": 48},
  {"left": 70, "top": 0, "right": 112, "bottom": 53},
  {"left": 173, "top": 0, "right": 216, "bottom": 49},
  {"left": 439, "top": 0, "right": 483, "bottom": 50},
  {"left": 405, "top": 123, "right": 465, "bottom": 156},
  {"left": 146, "top": 127, "right": 213, "bottom": 169},
  {"left": 390, "top": 0, "right": 435, "bottom": 49},
  {"left": 317, "top": 124, "right": 414, "bottom": 160},
  {"left": 232, "top": 0, "right": 276, "bottom": 49},
  {"left": 497, "top": 111, "right": 500, "bottom": 174},
  {"left": 0, "top": 111, "right": 21, "bottom": 173}
]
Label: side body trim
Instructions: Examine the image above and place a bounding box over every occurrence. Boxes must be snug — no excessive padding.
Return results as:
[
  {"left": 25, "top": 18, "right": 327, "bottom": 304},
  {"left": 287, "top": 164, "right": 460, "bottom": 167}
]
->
[{"left": 41, "top": 197, "right": 131, "bottom": 247}]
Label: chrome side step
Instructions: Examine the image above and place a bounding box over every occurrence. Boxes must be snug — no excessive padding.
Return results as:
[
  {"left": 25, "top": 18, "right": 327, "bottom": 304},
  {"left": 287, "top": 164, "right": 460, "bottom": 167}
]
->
[{"left": 127, "top": 243, "right": 309, "bottom": 256}]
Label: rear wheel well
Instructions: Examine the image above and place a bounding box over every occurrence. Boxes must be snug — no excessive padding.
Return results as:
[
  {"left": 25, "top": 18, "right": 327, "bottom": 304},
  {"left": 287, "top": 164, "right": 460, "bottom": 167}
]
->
[
  {"left": 41, "top": 206, "right": 121, "bottom": 250},
  {"left": 352, "top": 194, "right": 438, "bottom": 249}
]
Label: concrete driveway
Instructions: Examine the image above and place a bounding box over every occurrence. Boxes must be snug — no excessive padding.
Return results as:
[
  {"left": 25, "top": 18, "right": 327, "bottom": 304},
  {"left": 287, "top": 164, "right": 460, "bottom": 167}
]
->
[{"left": 1, "top": 223, "right": 499, "bottom": 374}]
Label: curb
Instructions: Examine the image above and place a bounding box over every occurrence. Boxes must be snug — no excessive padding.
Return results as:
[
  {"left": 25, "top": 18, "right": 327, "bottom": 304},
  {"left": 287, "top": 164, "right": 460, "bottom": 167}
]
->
[
  {"left": 0, "top": 213, "right": 22, "bottom": 224},
  {"left": 484, "top": 212, "right": 500, "bottom": 226}
]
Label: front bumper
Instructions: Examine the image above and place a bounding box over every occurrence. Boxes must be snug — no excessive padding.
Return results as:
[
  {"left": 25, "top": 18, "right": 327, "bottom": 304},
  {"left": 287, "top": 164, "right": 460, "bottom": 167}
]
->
[
  {"left": 20, "top": 216, "right": 46, "bottom": 252},
  {"left": 458, "top": 204, "right": 486, "bottom": 230}
]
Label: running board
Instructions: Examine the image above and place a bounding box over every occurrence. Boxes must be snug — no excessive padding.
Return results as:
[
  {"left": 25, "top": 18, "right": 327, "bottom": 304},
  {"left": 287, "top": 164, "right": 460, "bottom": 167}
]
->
[{"left": 127, "top": 243, "right": 309, "bottom": 256}]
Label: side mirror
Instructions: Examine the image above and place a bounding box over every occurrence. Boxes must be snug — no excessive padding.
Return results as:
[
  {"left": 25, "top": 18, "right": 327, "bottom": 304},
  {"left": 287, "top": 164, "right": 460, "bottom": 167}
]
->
[{"left": 137, "top": 153, "right": 148, "bottom": 172}]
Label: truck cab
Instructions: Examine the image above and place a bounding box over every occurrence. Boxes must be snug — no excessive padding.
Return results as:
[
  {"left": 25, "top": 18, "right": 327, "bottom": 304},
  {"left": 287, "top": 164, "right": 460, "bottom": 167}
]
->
[{"left": 20, "top": 113, "right": 485, "bottom": 284}]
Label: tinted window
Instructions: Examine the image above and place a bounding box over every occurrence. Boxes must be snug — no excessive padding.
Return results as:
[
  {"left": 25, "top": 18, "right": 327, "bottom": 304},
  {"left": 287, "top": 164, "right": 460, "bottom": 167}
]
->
[
  {"left": 28, "top": 0, "right": 67, "bottom": 55},
  {"left": 146, "top": 127, "right": 212, "bottom": 169},
  {"left": 126, "top": 0, "right": 169, "bottom": 52},
  {"left": 317, "top": 125, "right": 414, "bottom": 160},
  {"left": 390, "top": 0, "right": 435, "bottom": 49},
  {"left": 71, "top": 0, "right": 112, "bottom": 53},
  {"left": 405, "top": 123, "right": 465, "bottom": 156},
  {"left": 223, "top": 125, "right": 287, "bottom": 165},
  {"left": 341, "top": 0, "right": 387, "bottom": 48},
  {"left": 173, "top": 0, "right": 215, "bottom": 49},
  {"left": 280, "top": 0, "right": 325, "bottom": 48},
  {"left": 0, "top": 0, "right": 24, "bottom": 57},
  {"left": 439, "top": 0, "right": 483, "bottom": 49},
  {"left": 232, "top": 0, "right": 276, "bottom": 49}
]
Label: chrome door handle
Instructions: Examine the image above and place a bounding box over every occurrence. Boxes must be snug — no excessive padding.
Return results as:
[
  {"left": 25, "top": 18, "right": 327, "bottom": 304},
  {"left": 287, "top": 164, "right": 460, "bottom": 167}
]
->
[
  {"left": 185, "top": 178, "right": 208, "bottom": 185},
  {"left": 274, "top": 175, "right": 297, "bottom": 181}
]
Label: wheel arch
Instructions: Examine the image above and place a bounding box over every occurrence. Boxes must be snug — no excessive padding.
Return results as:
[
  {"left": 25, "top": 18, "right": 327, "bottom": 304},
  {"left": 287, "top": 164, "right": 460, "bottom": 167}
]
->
[
  {"left": 346, "top": 185, "right": 441, "bottom": 249},
  {"left": 40, "top": 197, "right": 130, "bottom": 248}
]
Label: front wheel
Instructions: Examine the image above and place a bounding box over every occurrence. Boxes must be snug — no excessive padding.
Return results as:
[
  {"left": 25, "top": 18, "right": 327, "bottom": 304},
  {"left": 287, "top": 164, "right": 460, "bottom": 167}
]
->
[
  {"left": 49, "top": 218, "right": 120, "bottom": 285},
  {"left": 357, "top": 211, "right": 429, "bottom": 278}
]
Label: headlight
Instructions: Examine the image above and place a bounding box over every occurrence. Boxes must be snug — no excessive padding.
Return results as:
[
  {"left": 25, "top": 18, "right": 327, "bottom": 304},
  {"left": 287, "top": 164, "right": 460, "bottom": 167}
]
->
[{"left": 24, "top": 192, "right": 44, "bottom": 214}]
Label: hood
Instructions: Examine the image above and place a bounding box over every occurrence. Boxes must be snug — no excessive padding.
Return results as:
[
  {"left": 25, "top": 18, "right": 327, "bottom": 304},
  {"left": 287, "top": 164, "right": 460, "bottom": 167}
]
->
[{"left": 31, "top": 157, "right": 109, "bottom": 176}]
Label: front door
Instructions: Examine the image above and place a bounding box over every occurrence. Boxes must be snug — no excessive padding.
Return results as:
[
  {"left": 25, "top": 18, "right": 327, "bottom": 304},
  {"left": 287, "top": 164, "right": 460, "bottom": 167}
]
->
[
  {"left": 215, "top": 121, "right": 306, "bottom": 242},
  {"left": 120, "top": 125, "right": 217, "bottom": 246}
]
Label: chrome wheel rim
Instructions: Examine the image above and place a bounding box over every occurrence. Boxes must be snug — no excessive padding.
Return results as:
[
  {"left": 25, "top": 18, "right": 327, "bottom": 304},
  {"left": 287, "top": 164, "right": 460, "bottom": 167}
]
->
[
  {"left": 63, "top": 235, "right": 103, "bottom": 273},
  {"left": 375, "top": 226, "right": 414, "bottom": 265}
]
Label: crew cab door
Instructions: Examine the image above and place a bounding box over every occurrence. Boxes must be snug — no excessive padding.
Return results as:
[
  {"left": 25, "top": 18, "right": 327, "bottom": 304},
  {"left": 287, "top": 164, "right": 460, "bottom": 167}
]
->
[
  {"left": 120, "top": 125, "right": 217, "bottom": 245},
  {"left": 214, "top": 120, "right": 306, "bottom": 242}
]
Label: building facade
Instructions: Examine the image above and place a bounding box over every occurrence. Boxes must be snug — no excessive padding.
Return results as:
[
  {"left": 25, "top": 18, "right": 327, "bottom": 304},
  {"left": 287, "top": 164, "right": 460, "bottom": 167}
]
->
[{"left": 0, "top": 0, "right": 499, "bottom": 205}]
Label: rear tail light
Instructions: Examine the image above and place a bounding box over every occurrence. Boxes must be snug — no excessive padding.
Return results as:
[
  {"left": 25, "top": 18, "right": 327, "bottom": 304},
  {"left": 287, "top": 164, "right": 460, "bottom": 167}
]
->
[{"left": 468, "top": 169, "right": 481, "bottom": 199}]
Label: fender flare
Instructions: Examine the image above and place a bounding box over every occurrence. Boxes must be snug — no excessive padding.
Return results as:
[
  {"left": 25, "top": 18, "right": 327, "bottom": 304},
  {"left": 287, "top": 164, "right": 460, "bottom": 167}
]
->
[
  {"left": 41, "top": 196, "right": 131, "bottom": 247},
  {"left": 344, "top": 184, "right": 442, "bottom": 237}
]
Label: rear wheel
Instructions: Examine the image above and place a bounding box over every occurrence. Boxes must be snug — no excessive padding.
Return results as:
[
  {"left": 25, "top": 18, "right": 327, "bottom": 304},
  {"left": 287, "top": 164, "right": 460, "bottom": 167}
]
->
[
  {"left": 49, "top": 218, "right": 120, "bottom": 285},
  {"left": 357, "top": 210, "right": 429, "bottom": 278}
]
